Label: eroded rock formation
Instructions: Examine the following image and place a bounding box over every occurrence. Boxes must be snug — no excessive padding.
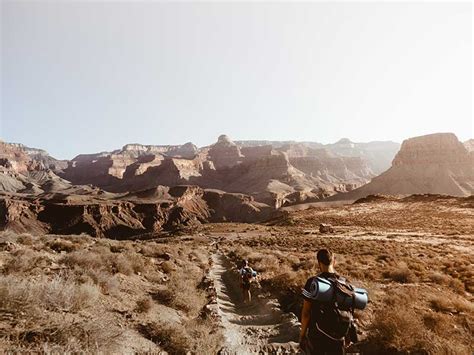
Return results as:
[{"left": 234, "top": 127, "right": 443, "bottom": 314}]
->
[
  {"left": 332, "top": 133, "right": 474, "bottom": 200},
  {"left": 0, "top": 185, "right": 276, "bottom": 237},
  {"left": 55, "top": 135, "right": 376, "bottom": 207}
]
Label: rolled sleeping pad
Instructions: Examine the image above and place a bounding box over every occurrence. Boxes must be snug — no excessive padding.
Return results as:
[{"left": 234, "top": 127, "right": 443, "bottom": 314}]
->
[{"left": 311, "top": 277, "right": 368, "bottom": 310}]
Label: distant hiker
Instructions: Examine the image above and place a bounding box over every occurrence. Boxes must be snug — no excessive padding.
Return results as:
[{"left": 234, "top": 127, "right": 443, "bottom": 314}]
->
[
  {"left": 299, "top": 249, "right": 361, "bottom": 355},
  {"left": 239, "top": 260, "right": 256, "bottom": 304}
]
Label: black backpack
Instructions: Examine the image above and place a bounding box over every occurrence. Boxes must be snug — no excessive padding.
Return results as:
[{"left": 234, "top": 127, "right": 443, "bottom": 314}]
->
[
  {"left": 313, "top": 277, "right": 355, "bottom": 341},
  {"left": 242, "top": 267, "right": 253, "bottom": 282}
]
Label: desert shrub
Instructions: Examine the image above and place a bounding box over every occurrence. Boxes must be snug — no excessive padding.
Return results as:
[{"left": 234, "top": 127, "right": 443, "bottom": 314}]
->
[
  {"left": 82, "top": 269, "right": 120, "bottom": 296},
  {"left": 138, "top": 321, "right": 190, "bottom": 354},
  {"left": 151, "top": 288, "right": 174, "bottom": 305},
  {"left": 113, "top": 254, "right": 134, "bottom": 275},
  {"left": 61, "top": 249, "right": 147, "bottom": 276},
  {"left": 429, "top": 295, "right": 474, "bottom": 314},
  {"left": 145, "top": 271, "right": 166, "bottom": 283},
  {"left": 16, "top": 233, "right": 34, "bottom": 245},
  {"left": 367, "top": 296, "right": 432, "bottom": 352},
  {"left": 61, "top": 250, "right": 109, "bottom": 271},
  {"left": 109, "top": 244, "right": 124, "bottom": 253},
  {"left": 136, "top": 296, "right": 153, "bottom": 313},
  {"left": 382, "top": 263, "right": 417, "bottom": 283},
  {"left": 422, "top": 312, "right": 473, "bottom": 353},
  {"left": 138, "top": 243, "right": 166, "bottom": 258},
  {"left": 123, "top": 252, "right": 146, "bottom": 274},
  {"left": 1, "top": 317, "right": 123, "bottom": 353},
  {"left": 5, "top": 249, "right": 53, "bottom": 274},
  {"left": 366, "top": 288, "right": 473, "bottom": 354},
  {"left": 170, "top": 282, "right": 207, "bottom": 315},
  {"left": 252, "top": 253, "right": 280, "bottom": 273},
  {"left": 428, "top": 271, "right": 466, "bottom": 293},
  {"left": 0, "top": 274, "right": 99, "bottom": 313},
  {"left": 137, "top": 319, "right": 222, "bottom": 355},
  {"left": 160, "top": 260, "right": 176, "bottom": 274},
  {"left": 47, "top": 239, "right": 76, "bottom": 253},
  {"left": 188, "top": 249, "right": 208, "bottom": 267}
]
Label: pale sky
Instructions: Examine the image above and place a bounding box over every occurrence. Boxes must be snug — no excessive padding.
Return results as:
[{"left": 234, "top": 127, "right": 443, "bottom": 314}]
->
[{"left": 1, "top": 1, "right": 472, "bottom": 159}]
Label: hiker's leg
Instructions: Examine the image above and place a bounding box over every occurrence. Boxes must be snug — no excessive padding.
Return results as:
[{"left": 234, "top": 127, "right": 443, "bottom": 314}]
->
[{"left": 326, "top": 339, "right": 345, "bottom": 355}]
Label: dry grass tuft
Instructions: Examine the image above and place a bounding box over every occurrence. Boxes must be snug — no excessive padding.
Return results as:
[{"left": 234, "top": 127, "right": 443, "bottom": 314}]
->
[
  {"left": 382, "top": 263, "right": 417, "bottom": 283},
  {"left": 47, "top": 239, "right": 77, "bottom": 253},
  {"left": 428, "top": 271, "right": 466, "bottom": 293},
  {"left": 0, "top": 274, "right": 99, "bottom": 313},
  {"left": 136, "top": 296, "right": 153, "bottom": 313},
  {"left": 138, "top": 319, "right": 222, "bottom": 355},
  {"left": 430, "top": 295, "right": 474, "bottom": 314}
]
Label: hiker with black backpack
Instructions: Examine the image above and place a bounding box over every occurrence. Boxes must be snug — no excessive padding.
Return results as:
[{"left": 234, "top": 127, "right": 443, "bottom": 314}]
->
[
  {"left": 299, "top": 249, "right": 367, "bottom": 354},
  {"left": 239, "top": 259, "right": 257, "bottom": 304}
]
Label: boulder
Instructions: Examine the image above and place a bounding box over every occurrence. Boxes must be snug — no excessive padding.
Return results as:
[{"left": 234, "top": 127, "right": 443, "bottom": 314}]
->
[{"left": 319, "top": 223, "right": 334, "bottom": 234}]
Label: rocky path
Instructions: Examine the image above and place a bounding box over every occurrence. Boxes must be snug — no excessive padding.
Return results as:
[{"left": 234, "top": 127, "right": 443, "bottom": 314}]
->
[{"left": 210, "top": 253, "right": 300, "bottom": 355}]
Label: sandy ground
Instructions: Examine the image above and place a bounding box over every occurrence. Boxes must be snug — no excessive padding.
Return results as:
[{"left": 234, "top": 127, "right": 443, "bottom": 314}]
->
[{"left": 210, "top": 253, "right": 300, "bottom": 354}]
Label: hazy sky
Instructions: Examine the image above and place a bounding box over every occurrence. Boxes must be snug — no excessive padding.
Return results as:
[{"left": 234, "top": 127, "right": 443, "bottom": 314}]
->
[{"left": 1, "top": 1, "right": 472, "bottom": 159}]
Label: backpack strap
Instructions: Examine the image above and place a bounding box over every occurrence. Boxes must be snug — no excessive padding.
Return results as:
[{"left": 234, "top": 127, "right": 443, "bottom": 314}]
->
[{"left": 315, "top": 321, "right": 346, "bottom": 341}]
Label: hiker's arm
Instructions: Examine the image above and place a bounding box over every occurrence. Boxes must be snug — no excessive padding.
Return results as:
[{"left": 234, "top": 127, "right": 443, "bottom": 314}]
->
[{"left": 299, "top": 299, "right": 311, "bottom": 343}]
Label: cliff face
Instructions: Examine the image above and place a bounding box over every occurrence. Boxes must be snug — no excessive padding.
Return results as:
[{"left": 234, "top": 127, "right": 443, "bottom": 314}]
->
[
  {"left": 332, "top": 133, "right": 474, "bottom": 200},
  {"left": 14, "top": 135, "right": 378, "bottom": 207},
  {"left": 1, "top": 134, "right": 407, "bottom": 210},
  {"left": 0, "top": 185, "right": 277, "bottom": 237},
  {"left": 0, "top": 141, "right": 39, "bottom": 173},
  {"left": 393, "top": 133, "right": 470, "bottom": 166},
  {"left": 8, "top": 143, "right": 67, "bottom": 171}
]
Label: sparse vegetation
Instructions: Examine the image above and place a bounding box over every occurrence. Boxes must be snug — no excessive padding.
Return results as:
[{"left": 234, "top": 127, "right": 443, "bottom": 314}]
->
[
  {"left": 0, "top": 197, "right": 472, "bottom": 353},
  {"left": 0, "top": 232, "right": 222, "bottom": 353},
  {"left": 218, "top": 202, "right": 474, "bottom": 354}
]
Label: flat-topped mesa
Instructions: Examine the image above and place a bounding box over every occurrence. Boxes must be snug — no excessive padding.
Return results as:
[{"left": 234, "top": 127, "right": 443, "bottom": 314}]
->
[
  {"left": 330, "top": 132, "right": 474, "bottom": 200},
  {"left": 393, "top": 133, "right": 470, "bottom": 166},
  {"left": 208, "top": 134, "right": 243, "bottom": 169}
]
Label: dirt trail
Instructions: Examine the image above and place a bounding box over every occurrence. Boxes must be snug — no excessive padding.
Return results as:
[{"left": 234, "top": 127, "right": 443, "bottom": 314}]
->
[{"left": 210, "top": 253, "right": 300, "bottom": 355}]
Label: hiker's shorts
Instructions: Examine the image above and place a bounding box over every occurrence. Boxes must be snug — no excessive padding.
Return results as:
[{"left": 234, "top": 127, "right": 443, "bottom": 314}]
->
[{"left": 306, "top": 332, "right": 345, "bottom": 355}]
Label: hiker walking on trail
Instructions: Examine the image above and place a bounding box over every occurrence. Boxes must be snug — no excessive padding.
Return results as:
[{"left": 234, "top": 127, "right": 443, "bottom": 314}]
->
[
  {"left": 299, "top": 249, "right": 360, "bottom": 355},
  {"left": 239, "top": 260, "right": 256, "bottom": 304}
]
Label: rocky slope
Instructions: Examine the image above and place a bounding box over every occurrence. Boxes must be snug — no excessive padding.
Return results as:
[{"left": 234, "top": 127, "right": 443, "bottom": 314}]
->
[
  {"left": 0, "top": 141, "right": 277, "bottom": 236},
  {"left": 58, "top": 135, "right": 376, "bottom": 207},
  {"left": 0, "top": 185, "right": 276, "bottom": 237},
  {"left": 330, "top": 133, "right": 474, "bottom": 200}
]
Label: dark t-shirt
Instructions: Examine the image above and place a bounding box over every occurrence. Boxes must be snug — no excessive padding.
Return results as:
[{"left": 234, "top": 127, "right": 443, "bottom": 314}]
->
[
  {"left": 302, "top": 272, "right": 338, "bottom": 333},
  {"left": 302, "top": 273, "right": 347, "bottom": 354}
]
